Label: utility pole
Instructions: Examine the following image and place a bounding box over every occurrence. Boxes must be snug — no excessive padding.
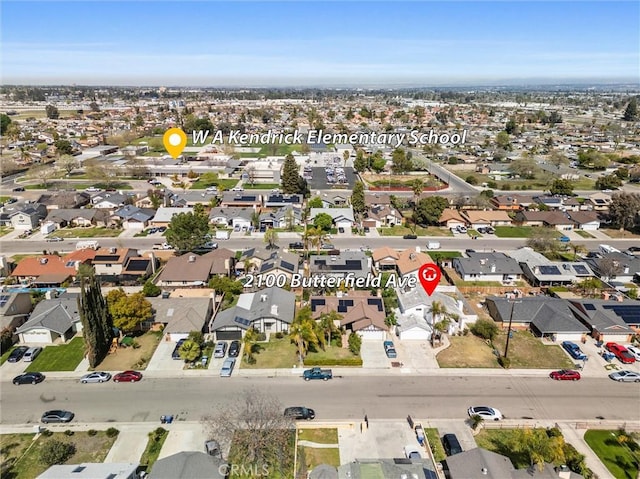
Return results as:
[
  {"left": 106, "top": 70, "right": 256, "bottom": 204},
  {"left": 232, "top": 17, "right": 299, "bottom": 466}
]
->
[{"left": 503, "top": 299, "right": 521, "bottom": 359}]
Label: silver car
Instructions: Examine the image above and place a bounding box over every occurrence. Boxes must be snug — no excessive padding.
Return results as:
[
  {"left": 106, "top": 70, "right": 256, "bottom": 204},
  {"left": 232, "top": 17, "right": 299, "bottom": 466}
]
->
[
  {"left": 609, "top": 370, "right": 640, "bottom": 382},
  {"left": 220, "top": 358, "right": 236, "bottom": 377},
  {"left": 81, "top": 372, "right": 112, "bottom": 383},
  {"left": 214, "top": 341, "right": 227, "bottom": 358}
]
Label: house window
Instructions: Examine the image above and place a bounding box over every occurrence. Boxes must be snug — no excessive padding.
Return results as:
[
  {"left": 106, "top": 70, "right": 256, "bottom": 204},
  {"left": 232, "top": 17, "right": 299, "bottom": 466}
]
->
[{"left": 106, "top": 264, "right": 112, "bottom": 267}]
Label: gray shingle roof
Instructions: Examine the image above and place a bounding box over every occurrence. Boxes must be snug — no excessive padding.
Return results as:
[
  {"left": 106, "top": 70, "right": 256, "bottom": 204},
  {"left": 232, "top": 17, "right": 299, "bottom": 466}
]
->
[
  {"left": 454, "top": 252, "right": 523, "bottom": 276},
  {"left": 16, "top": 293, "right": 80, "bottom": 335},
  {"left": 211, "top": 287, "right": 295, "bottom": 331},
  {"left": 149, "top": 451, "right": 226, "bottom": 479}
]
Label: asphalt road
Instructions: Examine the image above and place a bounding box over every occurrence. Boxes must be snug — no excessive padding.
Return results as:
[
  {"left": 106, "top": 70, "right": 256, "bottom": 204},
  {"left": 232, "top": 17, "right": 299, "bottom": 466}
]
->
[{"left": 1, "top": 376, "right": 638, "bottom": 425}]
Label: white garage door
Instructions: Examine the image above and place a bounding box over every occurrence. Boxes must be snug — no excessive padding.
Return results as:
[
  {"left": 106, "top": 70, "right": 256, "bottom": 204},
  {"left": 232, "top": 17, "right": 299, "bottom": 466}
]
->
[
  {"left": 164, "top": 333, "right": 189, "bottom": 342},
  {"left": 554, "top": 333, "right": 584, "bottom": 343},
  {"left": 358, "top": 330, "right": 385, "bottom": 340},
  {"left": 580, "top": 224, "right": 599, "bottom": 231},
  {"left": 399, "top": 329, "right": 431, "bottom": 341},
  {"left": 21, "top": 330, "right": 53, "bottom": 344}
]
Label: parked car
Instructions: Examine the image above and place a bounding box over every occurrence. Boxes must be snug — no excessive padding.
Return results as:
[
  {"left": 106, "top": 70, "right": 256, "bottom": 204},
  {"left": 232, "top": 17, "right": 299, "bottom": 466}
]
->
[
  {"left": 7, "top": 346, "right": 28, "bottom": 363},
  {"left": 467, "top": 406, "right": 503, "bottom": 421},
  {"left": 442, "top": 433, "right": 463, "bottom": 456},
  {"left": 41, "top": 410, "right": 74, "bottom": 424},
  {"left": 338, "top": 227, "right": 345, "bottom": 233},
  {"left": 383, "top": 340, "right": 397, "bottom": 358},
  {"left": 220, "top": 358, "right": 236, "bottom": 377},
  {"left": 22, "top": 347, "right": 42, "bottom": 362},
  {"left": 204, "top": 440, "right": 222, "bottom": 458},
  {"left": 321, "top": 243, "right": 335, "bottom": 250},
  {"left": 113, "top": 370, "right": 143, "bottom": 382},
  {"left": 476, "top": 227, "right": 487, "bottom": 234},
  {"left": 46, "top": 237, "right": 64, "bottom": 242},
  {"left": 172, "top": 339, "right": 186, "bottom": 360},
  {"left": 284, "top": 406, "right": 315, "bottom": 420},
  {"left": 12, "top": 186, "right": 25, "bottom": 192},
  {"left": 13, "top": 372, "right": 45, "bottom": 385},
  {"left": 625, "top": 345, "right": 640, "bottom": 361},
  {"left": 303, "top": 367, "right": 332, "bottom": 381},
  {"left": 228, "top": 340, "right": 241, "bottom": 358},
  {"left": 561, "top": 341, "right": 587, "bottom": 360},
  {"left": 485, "top": 227, "right": 495, "bottom": 234},
  {"left": 608, "top": 370, "right": 640, "bottom": 382},
  {"left": 80, "top": 372, "right": 112, "bottom": 383},
  {"left": 404, "top": 445, "right": 422, "bottom": 459},
  {"left": 85, "top": 186, "right": 102, "bottom": 192},
  {"left": 605, "top": 342, "right": 636, "bottom": 364},
  {"left": 214, "top": 341, "right": 227, "bottom": 358},
  {"left": 558, "top": 235, "right": 571, "bottom": 243},
  {"left": 549, "top": 369, "right": 581, "bottom": 381},
  {"left": 288, "top": 242, "right": 304, "bottom": 249},
  {"left": 403, "top": 234, "right": 418, "bottom": 239},
  {"left": 457, "top": 226, "right": 468, "bottom": 234}
]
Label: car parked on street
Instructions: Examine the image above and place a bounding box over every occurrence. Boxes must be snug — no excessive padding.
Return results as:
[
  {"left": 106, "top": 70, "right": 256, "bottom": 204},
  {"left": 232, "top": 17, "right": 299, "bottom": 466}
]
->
[
  {"left": 220, "top": 358, "right": 236, "bottom": 377},
  {"left": 13, "top": 372, "right": 45, "bottom": 385},
  {"left": 558, "top": 235, "right": 571, "bottom": 243},
  {"left": 80, "top": 372, "right": 112, "bottom": 383},
  {"left": 284, "top": 406, "right": 315, "bottom": 420},
  {"left": 467, "top": 406, "right": 503, "bottom": 421},
  {"left": 561, "top": 341, "right": 587, "bottom": 360},
  {"left": 41, "top": 410, "right": 74, "bottom": 424},
  {"left": 605, "top": 342, "right": 636, "bottom": 364},
  {"left": 46, "top": 237, "right": 64, "bottom": 242},
  {"left": 403, "top": 234, "right": 418, "bottom": 239},
  {"left": 214, "top": 341, "right": 227, "bottom": 358},
  {"left": 7, "top": 346, "right": 28, "bottom": 363},
  {"left": 113, "top": 370, "right": 142, "bottom": 382},
  {"left": 549, "top": 369, "right": 581, "bottom": 381},
  {"left": 608, "top": 370, "right": 640, "bottom": 382}
]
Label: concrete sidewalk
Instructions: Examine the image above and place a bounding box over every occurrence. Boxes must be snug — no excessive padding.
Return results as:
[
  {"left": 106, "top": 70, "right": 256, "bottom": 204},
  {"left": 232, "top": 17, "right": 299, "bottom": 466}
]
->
[{"left": 558, "top": 424, "right": 614, "bottom": 479}]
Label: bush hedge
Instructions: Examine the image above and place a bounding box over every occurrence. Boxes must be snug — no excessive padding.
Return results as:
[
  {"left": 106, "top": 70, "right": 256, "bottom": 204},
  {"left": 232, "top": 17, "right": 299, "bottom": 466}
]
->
[{"left": 303, "top": 357, "right": 363, "bottom": 367}]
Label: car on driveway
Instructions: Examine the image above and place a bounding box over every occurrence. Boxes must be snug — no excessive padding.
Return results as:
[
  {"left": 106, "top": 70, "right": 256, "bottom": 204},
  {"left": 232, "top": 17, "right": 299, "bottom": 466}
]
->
[
  {"left": 383, "top": 340, "right": 397, "bottom": 358},
  {"left": 625, "top": 345, "right": 640, "bottom": 361},
  {"left": 220, "top": 358, "right": 236, "bottom": 377},
  {"left": 605, "top": 342, "right": 636, "bottom": 364},
  {"left": 13, "top": 372, "right": 45, "bottom": 385},
  {"left": 7, "top": 346, "right": 28, "bottom": 363},
  {"left": 214, "top": 341, "right": 227, "bottom": 358},
  {"left": 23, "top": 347, "right": 42, "bottom": 362},
  {"left": 41, "top": 410, "right": 74, "bottom": 424},
  {"left": 442, "top": 433, "right": 463, "bottom": 456},
  {"left": 172, "top": 339, "right": 186, "bottom": 360},
  {"left": 561, "top": 341, "right": 587, "bottom": 360},
  {"left": 467, "top": 406, "right": 503, "bottom": 421},
  {"left": 404, "top": 445, "right": 422, "bottom": 459},
  {"left": 113, "top": 370, "right": 142, "bottom": 382},
  {"left": 284, "top": 406, "right": 315, "bottom": 420},
  {"left": 81, "top": 372, "right": 112, "bottom": 383},
  {"left": 609, "top": 370, "right": 640, "bottom": 382},
  {"left": 549, "top": 369, "right": 581, "bottom": 381},
  {"left": 228, "top": 340, "right": 241, "bottom": 358}
]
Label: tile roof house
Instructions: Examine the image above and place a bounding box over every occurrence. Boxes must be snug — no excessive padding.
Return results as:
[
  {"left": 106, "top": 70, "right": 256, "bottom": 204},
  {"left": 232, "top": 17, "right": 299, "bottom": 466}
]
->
[
  {"left": 309, "top": 251, "right": 370, "bottom": 279},
  {"left": 92, "top": 192, "right": 131, "bottom": 210},
  {"left": 371, "top": 247, "right": 400, "bottom": 271},
  {"left": 309, "top": 207, "right": 355, "bottom": 228},
  {"left": 586, "top": 192, "right": 612, "bottom": 211},
  {"left": 364, "top": 192, "right": 393, "bottom": 208},
  {"left": 151, "top": 207, "right": 194, "bottom": 227},
  {"left": 438, "top": 208, "right": 467, "bottom": 229},
  {"left": 11, "top": 255, "right": 78, "bottom": 286},
  {"left": 490, "top": 194, "right": 533, "bottom": 211},
  {"left": 209, "top": 207, "right": 254, "bottom": 229},
  {"left": 486, "top": 296, "right": 589, "bottom": 341},
  {"left": 453, "top": 252, "right": 523, "bottom": 283},
  {"left": 566, "top": 211, "right": 601, "bottom": 230},
  {"left": 363, "top": 205, "right": 403, "bottom": 228},
  {"left": 44, "top": 208, "right": 110, "bottom": 228},
  {"left": 210, "top": 287, "right": 295, "bottom": 340},
  {"left": 16, "top": 292, "right": 82, "bottom": 344},
  {"left": 395, "top": 248, "right": 433, "bottom": 279},
  {"left": 36, "top": 191, "right": 91, "bottom": 210},
  {"left": 92, "top": 248, "right": 140, "bottom": 276},
  {"left": 515, "top": 211, "right": 574, "bottom": 230},
  {"left": 148, "top": 297, "right": 213, "bottom": 339},
  {"left": 461, "top": 210, "right": 513, "bottom": 228},
  {"left": 112, "top": 205, "right": 156, "bottom": 229},
  {"left": 310, "top": 292, "right": 388, "bottom": 339},
  {"left": 157, "top": 249, "right": 234, "bottom": 288},
  {"left": 219, "top": 192, "right": 262, "bottom": 209},
  {"left": 260, "top": 205, "right": 303, "bottom": 230}
]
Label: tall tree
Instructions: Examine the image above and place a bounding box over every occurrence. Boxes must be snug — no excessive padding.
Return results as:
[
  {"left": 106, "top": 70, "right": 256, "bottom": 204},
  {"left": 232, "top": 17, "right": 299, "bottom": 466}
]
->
[
  {"left": 289, "top": 307, "right": 319, "bottom": 362},
  {"left": 609, "top": 193, "right": 640, "bottom": 231},
  {"left": 78, "top": 276, "right": 114, "bottom": 368},
  {"left": 105, "top": 289, "right": 153, "bottom": 332},
  {"left": 351, "top": 181, "right": 365, "bottom": 215},
  {"left": 623, "top": 97, "right": 638, "bottom": 121},
  {"left": 243, "top": 328, "right": 259, "bottom": 364},
  {"left": 413, "top": 196, "right": 448, "bottom": 226},
  {"left": 549, "top": 179, "right": 574, "bottom": 196},
  {"left": 178, "top": 340, "right": 201, "bottom": 363},
  {"left": 45, "top": 105, "right": 59, "bottom": 119},
  {"left": 354, "top": 149, "right": 367, "bottom": 172},
  {"left": 263, "top": 228, "right": 279, "bottom": 249},
  {"left": 391, "top": 148, "right": 412, "bottom": 174},
  {"left": 281, "top": 153, "right": 305, "bottom": 194},
  {"left": 165, "top": 210, "right": 210, "bottom": 252},
  {"left": 0, "top": 113, "right": 11, "bottom": 136}
]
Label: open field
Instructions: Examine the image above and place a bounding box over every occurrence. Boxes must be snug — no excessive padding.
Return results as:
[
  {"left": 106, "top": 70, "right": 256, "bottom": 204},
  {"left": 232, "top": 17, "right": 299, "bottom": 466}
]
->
[
  {"left": 49, "top": 227, "right": 123, "bottom": 238},
  {"left": 492, "top": 331, "right": 575, "bottom": 369},
  {"left": 437, "top": 335, "right": 500, "bottom": 368}
]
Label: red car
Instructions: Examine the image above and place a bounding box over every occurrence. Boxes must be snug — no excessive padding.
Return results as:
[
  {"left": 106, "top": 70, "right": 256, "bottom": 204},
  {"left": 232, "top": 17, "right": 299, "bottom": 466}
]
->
[
  {"left": 605, "top": 343, "right": 636, "bottom": 364},
  {"left": 113, "top": 370, "right": 143, "bottom": 383},
  {"left": 550, "top": 370, "right": 581, "bottom": 381}
]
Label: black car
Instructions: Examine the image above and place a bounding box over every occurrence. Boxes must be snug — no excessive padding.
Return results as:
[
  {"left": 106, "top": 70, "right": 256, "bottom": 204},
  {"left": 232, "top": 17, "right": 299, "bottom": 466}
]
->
[
  {"left": 13, "top": 372, "right": 45, "bottom": 385},
  {"left": 7, "top": 346, "right": 29, "bottom": 363},
  {"left": 442, "top": 433, "right": 463, "bottom": 456},
  {"left": 284, "top": 406, "right": 315, "bottom": 420},
  {"left": 12, "top": 186, "right": 25, "bottom": 192},
  {"left": 228, "top": 340, "right": 241, "bottom": 358},
  {"left": 288, "top": 242, "right": 304, "bottom": 249},
  {"left": 41, "top": 410, "right": 74, "bottom": 424},
  {"left": 403, "top": 234, "right": 418, "bottom": 239},
  {"left": 172, "top": 339, "right": 186, "bottom": 360}
]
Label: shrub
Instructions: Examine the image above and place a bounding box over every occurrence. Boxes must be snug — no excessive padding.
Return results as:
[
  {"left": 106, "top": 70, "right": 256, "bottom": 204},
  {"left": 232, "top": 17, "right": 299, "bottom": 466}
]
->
[
  {"left": 41, "top": 429, "right": 53, "bottom": 437},
  {"left": 274, "top": 332, "right": 284, "bottom": 339},
  {"left": 64, "top": 429, "right": 74, "bottom": 436},
  {"left": 470, "top": 319, "right": 499, "bottom": 341},
  {"left": 87, "top": 429, "right": 98, "bottom": 436},
  {"left": 348, "top": 332, "right": 362, "bottom": 355},
  {"left": 106, "top": 427, "right": 120, "bottom": 438},
  {"left": 465, "top": 175, "right": 478, "bottom": 185},
  {"left": 40, "top": 440, "right": 76, "bottom": 466},
  {"left": 142, "top": 280, "right": 161, "bottom": 297},
  {"left": 0, "top": 328, "right": 14, "bottom": 354},
  {"left": 256, "top": 332, "right": 267, "bottom": 342},
  {"left": 498, "top": 356, "right": 511, "bottom": 369},
  {"left": 303, "top": 357, "right": 363, "bottom": 366}
]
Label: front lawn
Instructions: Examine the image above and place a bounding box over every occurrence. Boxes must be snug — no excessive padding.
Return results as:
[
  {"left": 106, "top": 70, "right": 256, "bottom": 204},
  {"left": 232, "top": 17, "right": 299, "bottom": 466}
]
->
[
  {"left": 190, "top": 178, "right": 238, "bottom": 190},
  {"left": 425, "top": 251, "right": 462, "bottom": 261},
  {"left": 584, "top": 430, "right": 640, "bottom": 479},
  {"left": 426, "top": 428, "right": 447, "bottom": 462},
  {"left": 298, "top": 428, "right": 338, "bottom": 444},
  {"left": 243, "top": 183, "right": 280, "bottom": 190},
  {"left": 377, "top": 225, "right": 453, "bottom": 237},
  {"left": 493, "top": 226, "right": 537, "bottom": 238},
  {"left": 140, "top": 427, "right": 169, "bottom": 471},
  {"left": 575, "top": 230, "right": 594, "bottom": 239},
  {"left": 0, "top": 433, "right": 35, "bottom": 478},
  {"left": 492, "top": 331, "right": 574, "bottom": 369},
  {"left": 25, "top": 337, "right": 85, "bottom": 372},
  {"left": 9, "top": 430, "right": 117, "bottom": 479},
  {"left": 229, "top": 430, "right": 295, "bottom": 479},
  {"left": 49, "top": 227, "right": 123, "bottom": 238},
  {"left": 297, "top": 446, "right": 340, "bottom": 474},
  {"left": 437, "top": 335, "right": 500, "bottom": 368},
  {"left": 0, "top": 226, "right": 11, "bottom": 237}
]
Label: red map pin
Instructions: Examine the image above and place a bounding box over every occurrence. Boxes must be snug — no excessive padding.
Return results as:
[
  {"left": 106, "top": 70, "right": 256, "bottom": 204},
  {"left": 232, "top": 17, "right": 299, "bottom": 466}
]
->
[{"left": 418, "top": 263, "right": 441, "bottom": 296}]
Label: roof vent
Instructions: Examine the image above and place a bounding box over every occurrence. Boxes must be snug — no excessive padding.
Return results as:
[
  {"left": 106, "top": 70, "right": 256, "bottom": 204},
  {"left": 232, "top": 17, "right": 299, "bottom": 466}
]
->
[
  {"left": 481, "top": 467, "right": 488, "bottom": 475},
  {"left": 271, "top": 305, "right": 278, "bottom": 315},
  {"left": 109, "top": 247, "right": 117, "bottom": 254},
  {"left": 188, "top": 255, "right": 196, "bottom": 262},
  {"left": 261, "top": 294, "right": 267, "bottom": 302},
  {"left": 40, "top": 258, "right": 48, "bottom": 264},
  {"left": 490, "top": 264, "right": 496, "bottom": 273}
]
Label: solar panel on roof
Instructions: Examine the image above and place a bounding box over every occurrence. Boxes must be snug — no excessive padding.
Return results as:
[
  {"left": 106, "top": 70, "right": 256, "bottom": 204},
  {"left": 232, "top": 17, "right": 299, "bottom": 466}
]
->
[
  {"left": 584, "top": 304, "right": 596, "bottom": 311},
  {"left": 310, "top": 299, "right": 325, "bottom": 310},
  {"left": 337, "top": 305, "right": 348, "bottom": 313},
  {"left": 94, "top": 255, "right": 119, "bottom": 261},
  {"left": 281, "top": 261, "right": 295, "bottom": 272},
  {"left": 538, "top": 266, "right": 562, "bottom": 275},
  {"left": 367, "top": 298, "right": 383, "bottom": 311},
  {"left": 234, "top": 317, "right": 251, "bottom": 326},
  {"left": 573, "top": 265, "right": 589, "bottom": 275},
  {"left": 0, "top": 295, "right": 9, "bottom": 307},
  {"left": 603, "top": 305, "right": 640, "bottom": 323}
]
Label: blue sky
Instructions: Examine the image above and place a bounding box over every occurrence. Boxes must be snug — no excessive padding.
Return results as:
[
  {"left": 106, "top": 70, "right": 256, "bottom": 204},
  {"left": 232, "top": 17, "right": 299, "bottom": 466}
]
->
[{"left": 2, "top": 1, "right": 638, "bottom": 86}]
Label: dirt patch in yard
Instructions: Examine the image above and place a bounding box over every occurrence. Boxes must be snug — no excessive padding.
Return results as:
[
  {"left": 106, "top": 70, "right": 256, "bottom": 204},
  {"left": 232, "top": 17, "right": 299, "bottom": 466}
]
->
[
  {"left": 96, "top": 331, "right": 162, "bottom": 371},
  {"left": 437, "top": 335, "right": 499, "bottom": 368}
]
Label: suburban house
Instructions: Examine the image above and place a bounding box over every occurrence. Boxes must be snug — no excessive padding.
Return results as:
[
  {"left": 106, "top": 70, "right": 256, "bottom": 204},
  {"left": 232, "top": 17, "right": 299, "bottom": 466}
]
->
[
  {"left": 0, "top": 292, "right": 33, "bottom": 333},
  {"left": 112, "top": 205, "right": 156, "bottom": 229},
  {"left": 92, "top": 248, "right": 140, "bottom": 277},
  {"left": 260, "top": 206, "right": 303, "bottom": 230},
  {"left": 210, "top": 286, "right": 295, "bottom": 340},
  {"left": 338, "top": 459, "right": 434, "bottom": 479},
  {"left": 508, "top": 247, "right": 594, "bottom": 286},
  {"left": 36, "top": 191, "right": 91, "bottom": 210},
  {"left": 566, "top": 211, "right": 601, "bottom": 230},
  {"left": 371, "top": 247, "right": 400, "bottom": 271},
  {"left": 395, "top": 248, "right": 433, "bottom": 280},
  {"left": 309, "top": 292, "right": 388, "bottom": 339},
  {"left": 11, "top": 255, "right": 78, "bottom": 286},
  {"left": 461, "top": 210, "right": 512, "bottom": 228},
  {"left": 156, "top": 250, "right": 232, "bottom": 288},
  {"left": 570, "top": 299, "right": 639, "bottom": 342},
  {"left": 584, "top": 252, "right": 640, "bottom": 283},
  {"left": 16, "top": 292, "right": 82, "bottom": 344},
  {"left": 5, "top": 203, "right": 48, "bottom": 230},
  {"left": 490, "top": 194, "right": 533, "bottom": 211},
  {"left": 238, "top": 248, "right": 299, "bottom": 275},
  {"left": 148, "top": 296, "right": 213, "bottom": 340},
  {"left": 586, "top": 192, "right": 612, "bottom": 211},
  {"left": 120, "top": 256, "right": 154, "bottom": 282},
  {"left": 263, "top": 193, "right": 303, "bottom": 208},
  {"left": 515, "top": 211, "right": 574, "bottom": 231},
  {"left": 37, "top": 463, "right": 140, "bottom": 479},
  {"left": 320, "top": 192, "right": 350, "bottom": 207},
  {"left": 453, "top": 252, "right": 523, "bottom": 283},
  {"left": 485, "top": 296, "right": 589, "bottom": 342},
  {"left": 363, "top": 205, "right": 403, "bottom": 228},
  {"left": 209, "top": 207, "right": 253, "bottom": 229},
  {"left": 151, "top": 207, "right": 194, "bottom": 228},
  {"left": 365, "top": 192, "right": 393, "bottom": 209},
  {"left": 438, "top": 208, "right": 467, "bottom": 229},
  {"left": 92, "top": 193, "right": 131, "bottom": 210},
  {"left": 309, "top": 207, "right": 355, "bottom": 229},
  {"left": 202, "top": 248, "right": 236, "bottom": 278},
  {"left": 45, "top": 209, "right": 110, "bottom": 228},
  {"left": 309, "top": 251, "right": 369, "bottom": 279},
  {"left": 149, "top": 452, "right": 226, "bottom": 479},
  {"left": 219, "top": 192, "right": 262, "bottom": 210}
]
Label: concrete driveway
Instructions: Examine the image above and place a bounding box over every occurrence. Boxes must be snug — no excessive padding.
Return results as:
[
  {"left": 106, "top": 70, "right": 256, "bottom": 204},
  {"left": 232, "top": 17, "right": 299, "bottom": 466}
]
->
[
  {"left": 1, "top": 358, "right": 29, "bottom": 378},
  {"left": 394, "top": 340, "right": 440, "bottom": 370},
  {"left": 339, "top": 420, "right": 426, "bottom": 463},
  {"left": 360, "top": 340, "right": 392, "bottom": 369},
  {"left": 146, "top": 340, "right": 185, "bottom": 371},
  {"left": 158, "top": 422, "right": 209, "bottom": 459}
]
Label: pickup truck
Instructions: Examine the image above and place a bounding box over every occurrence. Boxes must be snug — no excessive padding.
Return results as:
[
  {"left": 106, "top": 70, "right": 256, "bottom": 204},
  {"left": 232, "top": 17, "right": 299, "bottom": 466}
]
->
[
  {"left": 302, "top": 367, "right": 332, "bottom": 381},
  {"left": 152, "top": 243, "right": 171, "bottom": 250}
]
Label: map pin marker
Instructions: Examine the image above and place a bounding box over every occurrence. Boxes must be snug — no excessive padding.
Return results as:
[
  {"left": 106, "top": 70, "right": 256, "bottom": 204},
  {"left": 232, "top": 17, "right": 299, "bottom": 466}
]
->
[
  {"left": 418, "top": 263, "right": 441, "bottom": 296},
  {"left": 163, "top": 127, "right": 187, "bottom": 159}
]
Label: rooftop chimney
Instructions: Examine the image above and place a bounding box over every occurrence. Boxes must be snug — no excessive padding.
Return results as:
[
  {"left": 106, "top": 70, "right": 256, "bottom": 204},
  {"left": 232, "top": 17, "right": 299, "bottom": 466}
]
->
[{"left": 188, "top": 255, "right": 196, "bottom": 263}]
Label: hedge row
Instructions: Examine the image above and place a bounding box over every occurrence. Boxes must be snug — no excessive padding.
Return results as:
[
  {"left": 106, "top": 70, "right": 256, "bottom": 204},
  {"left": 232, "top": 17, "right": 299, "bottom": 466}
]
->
[{"left": 303, "top": 357, "right": 363, "bottom": 367}]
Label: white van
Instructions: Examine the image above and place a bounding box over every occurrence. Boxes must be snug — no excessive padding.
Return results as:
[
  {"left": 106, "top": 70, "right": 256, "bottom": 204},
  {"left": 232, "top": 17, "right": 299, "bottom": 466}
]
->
[
  {"left": 599, "top": 244, "right": 620, "bottom": 254},
  {"left": 427, "top": 241, "right": 441, "bottom": 250},
  {"left": 23, "top": 347, "right": 42, "bottom": 362}
]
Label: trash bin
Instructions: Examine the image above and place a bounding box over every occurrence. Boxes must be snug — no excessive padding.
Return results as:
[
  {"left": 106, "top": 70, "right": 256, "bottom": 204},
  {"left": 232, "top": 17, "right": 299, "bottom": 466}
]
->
[
  {"left": 201, "top": 356, "right": 208, "bottom": 367},
  {"left": 166, "top": 415, "right": 173, "bottom": 424}
]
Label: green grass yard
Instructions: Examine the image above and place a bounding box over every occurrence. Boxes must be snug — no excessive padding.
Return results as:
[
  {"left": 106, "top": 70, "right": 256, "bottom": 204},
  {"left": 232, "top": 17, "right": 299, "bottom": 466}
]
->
[
  {"left": 140, "top": 428, "right": 169, "bottom": 471},
  {"left": 377, "top": 225, "right": 453, "bottom": 237},
  {"left": 190, "top": 178, "right": 238, "bottom": 190},
  {"left": 49, "top": 227, "right": 123, "bottom": 238},
  {"left": 584, "top": 430, "right": 639, "bottom": 479},
  {"left": 25, "top": 337, "right": 85, "bottom": 372}
]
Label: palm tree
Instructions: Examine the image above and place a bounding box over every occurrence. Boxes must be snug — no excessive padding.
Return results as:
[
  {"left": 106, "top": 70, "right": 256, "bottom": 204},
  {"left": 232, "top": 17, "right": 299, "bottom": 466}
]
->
[
  {"left": 428, "top": 301, "right": 447, "bottom": 347},
  {"left": 318, "top": 313, "right": 338, "bottom": 350},
  {"left": 289, "top": 308, "right": 319, "bottom": 362},
  {"left": 470, "top": 414, "right": 484, "bottom": 434},
  {"left": 411, "top": 178, "right": 424, "bottom": 231},
  {"left": 264, "top": 228, "right": 278, "bottom": 249},
  {"left": 243, "top": 328, "right": 259, "bottom": 364},
  {"left": 569, "top": 243, "right": 587, "bottom": 261},
  {"left": 178, "top": 340, "right": 201, "bottom": 364}
]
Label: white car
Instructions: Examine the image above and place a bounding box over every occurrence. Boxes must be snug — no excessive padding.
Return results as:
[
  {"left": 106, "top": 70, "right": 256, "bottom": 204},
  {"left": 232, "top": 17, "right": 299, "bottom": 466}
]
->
[
  {"left": 404, "top": 445, "right": 422, "bottom": 459},
  {"left": 80, "top": 372, "right": 112, "bottom": 383},
  {"left": 85, "top": 186, "right": 103, "bottom": 192},
  {"left": 625, "top": 345, "right": 640, "bottom": 361},
  {"left": 468, "top": 406, "right": 503, "bottom": 421}
]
